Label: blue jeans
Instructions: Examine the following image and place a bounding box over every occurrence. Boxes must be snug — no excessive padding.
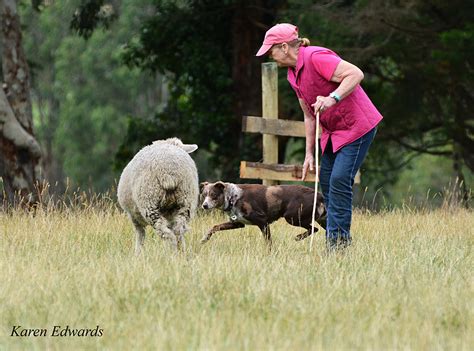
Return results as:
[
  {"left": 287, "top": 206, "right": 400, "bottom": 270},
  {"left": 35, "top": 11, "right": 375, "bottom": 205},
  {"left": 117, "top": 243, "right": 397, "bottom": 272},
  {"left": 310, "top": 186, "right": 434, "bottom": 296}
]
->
[{"left": 319, "top": 128, "right": 376, "bottom": 242}]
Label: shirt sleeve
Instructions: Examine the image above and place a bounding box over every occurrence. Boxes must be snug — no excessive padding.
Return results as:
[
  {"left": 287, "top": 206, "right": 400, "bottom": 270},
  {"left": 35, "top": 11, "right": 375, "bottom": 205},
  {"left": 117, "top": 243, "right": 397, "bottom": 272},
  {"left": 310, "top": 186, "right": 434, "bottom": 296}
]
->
[{"left": 311, "top": 51, "right": 342, "bottom": 81}]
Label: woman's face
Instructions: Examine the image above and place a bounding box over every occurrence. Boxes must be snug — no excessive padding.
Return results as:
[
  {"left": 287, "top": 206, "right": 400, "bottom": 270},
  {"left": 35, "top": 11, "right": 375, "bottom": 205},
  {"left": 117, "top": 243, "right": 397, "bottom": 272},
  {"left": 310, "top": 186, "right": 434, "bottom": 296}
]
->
[{"left": 269, "top": 43, "right": 296, "bottom": 67}]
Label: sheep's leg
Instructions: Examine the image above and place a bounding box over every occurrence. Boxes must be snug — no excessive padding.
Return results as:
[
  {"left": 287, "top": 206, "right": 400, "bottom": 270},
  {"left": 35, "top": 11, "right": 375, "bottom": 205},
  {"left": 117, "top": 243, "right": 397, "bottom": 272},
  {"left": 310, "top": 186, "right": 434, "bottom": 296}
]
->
[
  {"left": 143, "top": 207, "right": 178, "bottom": 250},
  {"left": 176, "top": 234, "right": 186, "bottom": 252},
  {"left": 131, "top": 218, "right": 146, "bottom": 255},
  {"left": 172, "top": 209, "right": 190, "bottom": 237},
  {"left": 152, "top": 216, "right": 178, "bottom": 250},
  {"left": 172, "top": 208, "right": 190, "bottom": 252}
]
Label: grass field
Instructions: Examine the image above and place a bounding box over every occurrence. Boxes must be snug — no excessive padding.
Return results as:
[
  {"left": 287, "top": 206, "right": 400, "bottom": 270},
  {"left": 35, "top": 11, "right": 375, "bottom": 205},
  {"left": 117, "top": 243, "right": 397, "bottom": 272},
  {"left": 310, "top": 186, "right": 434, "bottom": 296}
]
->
[{"left": 0, "top": 198, "right": 472, "bottom": 350}]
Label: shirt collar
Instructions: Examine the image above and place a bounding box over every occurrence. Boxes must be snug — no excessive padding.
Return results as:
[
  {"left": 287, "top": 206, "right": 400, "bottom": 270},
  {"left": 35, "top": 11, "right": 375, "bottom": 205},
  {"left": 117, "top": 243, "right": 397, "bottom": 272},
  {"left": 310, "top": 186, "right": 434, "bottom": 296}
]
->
[{"left": 288, "top": 45, "right": 306, "bottom": 79}]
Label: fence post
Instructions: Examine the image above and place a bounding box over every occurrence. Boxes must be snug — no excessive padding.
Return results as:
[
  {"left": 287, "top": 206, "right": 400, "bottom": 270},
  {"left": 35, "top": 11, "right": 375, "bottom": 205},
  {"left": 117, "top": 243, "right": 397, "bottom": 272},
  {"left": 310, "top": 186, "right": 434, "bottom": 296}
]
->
[{"left": 261, "top": 62, "right": 278, "bottom": 186}]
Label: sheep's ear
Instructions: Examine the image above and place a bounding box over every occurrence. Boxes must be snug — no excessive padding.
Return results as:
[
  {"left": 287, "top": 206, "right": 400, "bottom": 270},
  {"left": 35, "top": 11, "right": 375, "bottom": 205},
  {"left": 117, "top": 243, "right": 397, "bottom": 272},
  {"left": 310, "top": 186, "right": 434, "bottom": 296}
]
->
[{"left": 182, "top": 144, "right": 198, "bottom": 153}]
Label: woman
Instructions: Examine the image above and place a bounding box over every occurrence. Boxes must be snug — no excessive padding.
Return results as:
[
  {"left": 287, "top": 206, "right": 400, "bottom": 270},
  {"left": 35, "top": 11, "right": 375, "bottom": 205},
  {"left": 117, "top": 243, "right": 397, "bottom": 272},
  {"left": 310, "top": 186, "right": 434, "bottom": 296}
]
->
[{"left": 256, "top": 23, "right": 383, "bottom": 250}]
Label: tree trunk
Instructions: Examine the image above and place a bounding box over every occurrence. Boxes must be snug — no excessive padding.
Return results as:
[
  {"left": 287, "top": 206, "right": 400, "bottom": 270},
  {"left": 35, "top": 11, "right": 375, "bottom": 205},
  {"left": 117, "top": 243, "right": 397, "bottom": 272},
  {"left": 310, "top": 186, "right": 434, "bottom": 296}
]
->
[
  {"left": 0, "top": 0, "right": 42, "bottom": 206},
  {"left": 39, "top": 96, "right": 65, "bottom": 192},
  {"left": 227, "top": 0, "right": 284, "bottom": 181},
  {"left": 452, "top": 145, "right": 470, "bottom": 209}
]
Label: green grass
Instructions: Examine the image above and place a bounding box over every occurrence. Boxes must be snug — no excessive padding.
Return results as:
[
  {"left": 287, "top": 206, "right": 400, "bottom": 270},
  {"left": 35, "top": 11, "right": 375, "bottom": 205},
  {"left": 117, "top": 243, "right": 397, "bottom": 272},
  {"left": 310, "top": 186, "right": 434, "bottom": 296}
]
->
[{"left": 0, "top": 203, "right": 473, "bottom": 350}]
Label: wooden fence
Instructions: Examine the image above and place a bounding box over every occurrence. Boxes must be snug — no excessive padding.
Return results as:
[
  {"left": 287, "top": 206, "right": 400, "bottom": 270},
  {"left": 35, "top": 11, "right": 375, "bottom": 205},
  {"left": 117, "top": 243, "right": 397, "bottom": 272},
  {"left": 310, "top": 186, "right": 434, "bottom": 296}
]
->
[{"left": 239, "top": 62, "right": 360, "bottom": 185}]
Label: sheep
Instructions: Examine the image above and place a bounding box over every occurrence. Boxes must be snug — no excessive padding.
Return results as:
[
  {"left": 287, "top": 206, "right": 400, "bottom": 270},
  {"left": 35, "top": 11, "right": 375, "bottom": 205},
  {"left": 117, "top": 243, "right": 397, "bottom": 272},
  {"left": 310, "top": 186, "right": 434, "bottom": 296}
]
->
[{"left": 117, "top": 137, "right": 199, "bottom": 254}]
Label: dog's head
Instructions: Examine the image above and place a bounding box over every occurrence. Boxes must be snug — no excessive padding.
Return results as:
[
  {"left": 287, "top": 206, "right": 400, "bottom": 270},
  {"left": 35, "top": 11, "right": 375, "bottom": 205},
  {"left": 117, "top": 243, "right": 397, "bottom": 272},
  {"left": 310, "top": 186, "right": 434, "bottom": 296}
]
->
[
  {"left": 200, "top": 181, "right": 227, "bottom": 210},
  {"left": 200, "top": 181, "right": 241, "bottom": 211}
]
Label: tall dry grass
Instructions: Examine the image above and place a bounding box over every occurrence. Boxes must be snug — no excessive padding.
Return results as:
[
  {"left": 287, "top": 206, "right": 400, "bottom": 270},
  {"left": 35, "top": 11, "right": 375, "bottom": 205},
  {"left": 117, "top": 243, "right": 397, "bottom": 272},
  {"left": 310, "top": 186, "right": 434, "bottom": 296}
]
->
[{"left": 0, "top": 194, "right": 472, "bottom": 350}]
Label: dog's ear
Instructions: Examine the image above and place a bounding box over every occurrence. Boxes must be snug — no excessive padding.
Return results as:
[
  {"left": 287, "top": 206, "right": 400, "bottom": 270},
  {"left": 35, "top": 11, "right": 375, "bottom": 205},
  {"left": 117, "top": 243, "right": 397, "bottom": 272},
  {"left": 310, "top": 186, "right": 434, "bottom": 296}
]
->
[
  {"left": 222, "top": 182, "right": 238, "bottom": 210},
  {"left": 200, "top": 181, "right": 209, "bottom": 192},
  {"left": 215, "top": 181, "right": 226, "bottom": 192}
]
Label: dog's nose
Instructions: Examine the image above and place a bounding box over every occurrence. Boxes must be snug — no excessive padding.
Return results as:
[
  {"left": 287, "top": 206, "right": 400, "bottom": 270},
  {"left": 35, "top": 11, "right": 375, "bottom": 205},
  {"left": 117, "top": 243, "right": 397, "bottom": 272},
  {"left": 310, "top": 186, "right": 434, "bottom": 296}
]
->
[{"left": 202, "top": 203, "right": 208, "bottom": 209}]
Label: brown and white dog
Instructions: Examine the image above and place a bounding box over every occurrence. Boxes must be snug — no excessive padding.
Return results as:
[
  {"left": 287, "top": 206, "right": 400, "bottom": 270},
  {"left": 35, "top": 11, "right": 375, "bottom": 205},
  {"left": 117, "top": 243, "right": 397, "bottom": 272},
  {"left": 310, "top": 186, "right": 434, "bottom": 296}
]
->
[{"left": 200, "top": 182, "right": 326, "bottom": 246}]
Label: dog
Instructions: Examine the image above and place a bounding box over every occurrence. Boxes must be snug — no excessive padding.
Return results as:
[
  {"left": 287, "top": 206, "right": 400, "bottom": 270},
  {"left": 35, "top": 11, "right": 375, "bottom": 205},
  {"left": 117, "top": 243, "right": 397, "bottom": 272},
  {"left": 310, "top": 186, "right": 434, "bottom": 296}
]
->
[{"left": 200, "top": 182, "right": 326, "bottom": 246}]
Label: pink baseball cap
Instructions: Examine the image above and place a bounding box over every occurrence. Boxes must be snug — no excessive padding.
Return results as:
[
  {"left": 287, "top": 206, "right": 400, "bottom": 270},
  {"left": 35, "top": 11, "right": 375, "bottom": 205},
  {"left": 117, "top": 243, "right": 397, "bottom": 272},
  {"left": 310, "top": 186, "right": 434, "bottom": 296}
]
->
[{"left": 256, "top": 23, "right": 299, "bottom": 56}]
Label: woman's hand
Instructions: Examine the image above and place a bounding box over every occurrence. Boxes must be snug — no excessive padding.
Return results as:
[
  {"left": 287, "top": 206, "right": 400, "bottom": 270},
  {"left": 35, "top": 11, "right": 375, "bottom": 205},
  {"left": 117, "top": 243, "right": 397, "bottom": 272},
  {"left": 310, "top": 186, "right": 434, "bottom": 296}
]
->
[
  {"left": 301, "top": 153, "right": 314, "bottom": 181},
  {"left": 312, "top": 95, "right": 336, "bottom": 114}
]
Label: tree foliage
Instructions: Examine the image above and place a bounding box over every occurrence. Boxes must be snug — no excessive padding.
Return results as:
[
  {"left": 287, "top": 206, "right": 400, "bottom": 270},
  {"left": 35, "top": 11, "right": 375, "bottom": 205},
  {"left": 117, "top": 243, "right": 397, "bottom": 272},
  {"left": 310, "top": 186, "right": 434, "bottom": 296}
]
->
[
  {"left": 119, "top": 0, "right": 284, "bottom": 181},
  {"left": 3, "top": 0, "right": 471, "bottom": 206},
  {"left": 70, "top": 0, "right": 118, "bottom": 39},
  {"left": 280, "top": 0, "right": 473, "bottom": 204},
  {"left": 21, "top": 0, "right": 166, "bottom": 191},
  {"left": 0, "top": 0, "right": 42, "bottom": 205}
]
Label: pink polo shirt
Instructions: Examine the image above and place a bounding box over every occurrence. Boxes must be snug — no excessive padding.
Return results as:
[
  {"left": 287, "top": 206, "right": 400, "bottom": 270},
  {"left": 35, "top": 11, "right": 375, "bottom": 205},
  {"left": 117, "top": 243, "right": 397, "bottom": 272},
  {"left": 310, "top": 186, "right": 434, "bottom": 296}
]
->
[{"left": 287, "top": 46, "right": 383, "bottom": 154}]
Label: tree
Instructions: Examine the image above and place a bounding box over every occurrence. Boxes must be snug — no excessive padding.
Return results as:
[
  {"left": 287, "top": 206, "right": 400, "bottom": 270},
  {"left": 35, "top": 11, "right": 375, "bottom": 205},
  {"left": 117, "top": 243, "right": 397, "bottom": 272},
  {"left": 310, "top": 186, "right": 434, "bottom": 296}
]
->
[
  {"left": 0, "top": 0, "right": 42, "bottom": 205},
  {"left": 119, "top": 0, "right": 286, "bottom": 181},
  {"left": 21, "top": 0, "right": 167, "bottom": 192},
  {"left": 284, "top": 0, "right": 473, "bottom": 205},
  {"left": 341, "top": 0, "right": 473, "bottom": 205}
]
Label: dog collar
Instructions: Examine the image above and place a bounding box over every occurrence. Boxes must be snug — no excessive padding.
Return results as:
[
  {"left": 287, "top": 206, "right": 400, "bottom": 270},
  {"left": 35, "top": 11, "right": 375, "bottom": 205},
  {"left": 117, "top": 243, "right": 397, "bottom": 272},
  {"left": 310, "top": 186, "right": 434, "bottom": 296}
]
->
[{"left": 223, "top": 199, "right": 233, "bottom": 212}]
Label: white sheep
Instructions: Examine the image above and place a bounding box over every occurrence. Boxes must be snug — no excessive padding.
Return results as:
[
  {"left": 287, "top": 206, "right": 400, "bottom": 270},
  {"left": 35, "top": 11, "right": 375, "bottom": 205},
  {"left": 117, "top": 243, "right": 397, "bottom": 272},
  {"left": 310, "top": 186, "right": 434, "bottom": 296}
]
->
[{"left": 117, "top": 137, "right": 199, "bottom": 254}]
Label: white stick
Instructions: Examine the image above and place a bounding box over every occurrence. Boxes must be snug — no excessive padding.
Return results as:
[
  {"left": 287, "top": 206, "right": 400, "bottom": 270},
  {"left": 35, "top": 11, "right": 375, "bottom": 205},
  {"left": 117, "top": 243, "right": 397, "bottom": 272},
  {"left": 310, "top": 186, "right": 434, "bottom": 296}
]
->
[{"left": 309, "top": 110, "right": 320, "bottom": 253}]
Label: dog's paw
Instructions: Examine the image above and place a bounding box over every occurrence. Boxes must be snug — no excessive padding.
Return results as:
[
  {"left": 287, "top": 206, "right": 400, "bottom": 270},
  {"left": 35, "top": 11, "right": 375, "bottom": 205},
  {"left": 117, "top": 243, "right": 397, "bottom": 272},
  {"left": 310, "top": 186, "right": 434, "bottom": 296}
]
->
[
  {"left": 200, "top": 235, "right": 211, "bottom": 244},
  {"left": 294, "top": 234, "right": 306, "bottom": 241},
  {"left": 295, "top": 232, "right": 310, "bottom": 241},
  {"left": 200, "top": 229, "right": 215, "bottom": 244}
]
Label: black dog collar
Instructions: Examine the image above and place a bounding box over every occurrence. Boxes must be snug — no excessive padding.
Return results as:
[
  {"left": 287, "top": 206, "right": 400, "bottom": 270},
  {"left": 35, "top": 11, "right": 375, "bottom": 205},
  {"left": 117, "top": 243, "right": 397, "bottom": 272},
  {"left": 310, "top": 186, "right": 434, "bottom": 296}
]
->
[{"left": 223, "top": 199, "right": 234, "bottom": 212}]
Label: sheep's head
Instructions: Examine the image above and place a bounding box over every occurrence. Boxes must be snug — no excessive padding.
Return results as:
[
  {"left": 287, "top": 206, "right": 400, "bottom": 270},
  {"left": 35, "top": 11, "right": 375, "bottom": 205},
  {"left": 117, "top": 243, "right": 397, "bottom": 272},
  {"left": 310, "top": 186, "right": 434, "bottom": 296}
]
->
[{"left": 153, "top": 137, "right": 198, "bottom": 153}]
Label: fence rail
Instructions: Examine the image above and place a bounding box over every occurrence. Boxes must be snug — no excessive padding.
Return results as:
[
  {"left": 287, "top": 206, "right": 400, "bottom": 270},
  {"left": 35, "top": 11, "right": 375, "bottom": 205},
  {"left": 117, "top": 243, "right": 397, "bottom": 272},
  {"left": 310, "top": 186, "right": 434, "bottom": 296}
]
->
[
  {"left": 242, "top": 116, "right": 306, "bottom": 137},
  {"left": 240, "top": 161, "right": 317, "bottom": 182},
  {"left": 239, "top": 62, "right": 360, "bottom": 185}
]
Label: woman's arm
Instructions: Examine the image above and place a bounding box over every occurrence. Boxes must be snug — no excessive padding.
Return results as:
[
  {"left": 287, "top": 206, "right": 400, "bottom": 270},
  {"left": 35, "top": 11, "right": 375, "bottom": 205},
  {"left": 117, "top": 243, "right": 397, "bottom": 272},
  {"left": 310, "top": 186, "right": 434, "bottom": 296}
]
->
[
  {"left": 312, "top": 60, "right": 364, "bottom": 113},
  {"left": 329, "top": 59, "right": 364, "bottom": 99},
  {"left": 299, "top": 98, "right": 316, "bottom": 181}
]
